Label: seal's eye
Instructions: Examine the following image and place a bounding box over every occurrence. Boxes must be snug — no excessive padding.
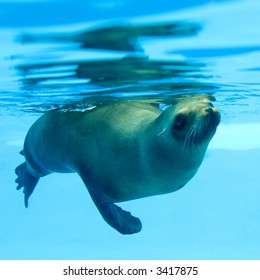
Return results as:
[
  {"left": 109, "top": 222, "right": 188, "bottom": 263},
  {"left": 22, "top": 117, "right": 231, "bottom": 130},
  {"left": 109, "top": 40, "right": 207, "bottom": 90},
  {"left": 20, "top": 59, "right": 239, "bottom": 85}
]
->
[{"left": 174, "top": 114, "right": 185, "bottom": 130}]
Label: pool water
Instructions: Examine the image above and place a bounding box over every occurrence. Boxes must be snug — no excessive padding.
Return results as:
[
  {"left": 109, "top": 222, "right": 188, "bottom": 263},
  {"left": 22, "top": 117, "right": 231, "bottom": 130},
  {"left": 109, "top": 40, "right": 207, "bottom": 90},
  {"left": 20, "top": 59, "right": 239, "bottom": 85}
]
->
[{"left": 0, "top": 0, "right": 260, "bottom": 260}]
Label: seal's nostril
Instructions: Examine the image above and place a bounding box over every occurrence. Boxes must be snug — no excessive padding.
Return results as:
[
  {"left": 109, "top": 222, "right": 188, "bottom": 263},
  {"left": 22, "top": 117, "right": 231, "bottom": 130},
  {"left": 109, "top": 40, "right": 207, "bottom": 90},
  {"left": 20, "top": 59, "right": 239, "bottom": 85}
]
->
[{"left": 205, "top": 107, "right": 213, "bottom": 113}]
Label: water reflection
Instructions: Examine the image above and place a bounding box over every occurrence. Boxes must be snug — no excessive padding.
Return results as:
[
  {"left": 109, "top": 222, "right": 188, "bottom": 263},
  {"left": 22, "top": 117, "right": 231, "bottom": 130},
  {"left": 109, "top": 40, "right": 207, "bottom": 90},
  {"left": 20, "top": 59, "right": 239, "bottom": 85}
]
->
[
  {"left": 17, "top": 56, "right": 206, "bottom": 88},
  {"left": 14, "top": 20, "right": 218, "bottom": 112},
  {"left": 19, "top": 21, "right": 201, "bottom": 52}
]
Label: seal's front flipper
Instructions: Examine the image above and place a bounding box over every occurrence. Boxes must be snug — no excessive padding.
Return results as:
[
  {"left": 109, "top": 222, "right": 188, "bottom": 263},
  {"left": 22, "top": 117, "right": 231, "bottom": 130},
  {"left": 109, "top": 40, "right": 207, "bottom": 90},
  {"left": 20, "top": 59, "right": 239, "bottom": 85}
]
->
[
  {"left": 95, "top": 202, "right": 142, "bottom": 235},
  {"left": 15, "top": 162, "right": 39, "bottom": 208}
]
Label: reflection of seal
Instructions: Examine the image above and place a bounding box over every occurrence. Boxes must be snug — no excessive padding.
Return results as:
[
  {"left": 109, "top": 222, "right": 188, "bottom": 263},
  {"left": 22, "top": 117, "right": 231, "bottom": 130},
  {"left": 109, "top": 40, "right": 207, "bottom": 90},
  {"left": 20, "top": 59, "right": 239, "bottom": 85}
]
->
[{"left": 15, "top": 95, "right": 220, "bottom": 234}]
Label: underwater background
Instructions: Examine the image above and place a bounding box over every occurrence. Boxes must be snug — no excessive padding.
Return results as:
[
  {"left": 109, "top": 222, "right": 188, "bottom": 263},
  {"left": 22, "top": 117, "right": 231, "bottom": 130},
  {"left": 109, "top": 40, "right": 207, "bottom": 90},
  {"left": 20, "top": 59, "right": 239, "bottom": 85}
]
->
[{"left": 0, "top": 0, "right": 260, "bottom": 259}]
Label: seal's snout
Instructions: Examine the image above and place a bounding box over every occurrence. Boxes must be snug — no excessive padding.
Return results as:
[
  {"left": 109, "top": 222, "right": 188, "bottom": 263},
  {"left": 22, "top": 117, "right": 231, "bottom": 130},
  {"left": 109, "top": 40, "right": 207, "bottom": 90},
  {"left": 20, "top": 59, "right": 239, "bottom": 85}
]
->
[{"left": 204, "top": 106, "right": 221, "bottom": 127}]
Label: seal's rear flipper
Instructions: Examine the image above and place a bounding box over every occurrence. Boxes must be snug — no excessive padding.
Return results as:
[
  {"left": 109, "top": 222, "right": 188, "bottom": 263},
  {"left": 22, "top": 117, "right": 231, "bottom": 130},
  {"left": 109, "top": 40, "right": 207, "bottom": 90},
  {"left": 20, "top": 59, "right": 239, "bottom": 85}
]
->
[
  {"left": 15, "top": 162, "right": 39, "bottom": 208},
  {"left": 95, "top": 202, "right": 142, "bottom": 235}
]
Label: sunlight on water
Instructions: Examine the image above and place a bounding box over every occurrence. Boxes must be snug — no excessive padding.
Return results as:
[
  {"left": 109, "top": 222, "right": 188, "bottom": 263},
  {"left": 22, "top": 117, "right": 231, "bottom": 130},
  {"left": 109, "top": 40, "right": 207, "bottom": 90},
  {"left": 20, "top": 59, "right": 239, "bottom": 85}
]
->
[{"left": 209, "top": 123, "right": 260, "bottom": 150}]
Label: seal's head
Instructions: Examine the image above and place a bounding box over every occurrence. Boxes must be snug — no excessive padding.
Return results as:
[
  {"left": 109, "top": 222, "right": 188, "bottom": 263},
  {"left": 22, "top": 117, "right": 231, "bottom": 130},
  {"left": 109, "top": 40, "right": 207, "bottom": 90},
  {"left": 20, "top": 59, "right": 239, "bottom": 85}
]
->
[
  {"left": 171, "top": 96, "right": 221, "bottom": 147},
  {"left": 154, "top": 94, "right": 221, "bottom": 155}
]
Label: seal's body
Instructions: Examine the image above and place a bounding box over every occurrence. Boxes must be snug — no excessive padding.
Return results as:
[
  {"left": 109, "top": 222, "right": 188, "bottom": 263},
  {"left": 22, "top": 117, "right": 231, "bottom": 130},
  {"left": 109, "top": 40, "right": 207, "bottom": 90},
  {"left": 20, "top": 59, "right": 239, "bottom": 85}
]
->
[{"left": 15, "top": 96, "right": 220, "bottom": 234}]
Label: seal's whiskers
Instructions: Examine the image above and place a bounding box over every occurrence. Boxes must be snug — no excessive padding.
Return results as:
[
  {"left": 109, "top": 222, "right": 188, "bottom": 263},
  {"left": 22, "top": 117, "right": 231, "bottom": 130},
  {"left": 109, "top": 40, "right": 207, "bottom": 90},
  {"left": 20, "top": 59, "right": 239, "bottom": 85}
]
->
[{"left": 184, "top": 117, "right": 202, "bottom": 155}]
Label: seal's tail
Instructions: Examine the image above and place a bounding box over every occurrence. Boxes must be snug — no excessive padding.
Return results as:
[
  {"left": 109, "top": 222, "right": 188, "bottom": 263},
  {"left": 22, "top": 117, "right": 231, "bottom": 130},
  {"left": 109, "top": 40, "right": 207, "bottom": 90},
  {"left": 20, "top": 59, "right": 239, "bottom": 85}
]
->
[{"left": 15, "top": 155, "right": 40, "bottom": 208}]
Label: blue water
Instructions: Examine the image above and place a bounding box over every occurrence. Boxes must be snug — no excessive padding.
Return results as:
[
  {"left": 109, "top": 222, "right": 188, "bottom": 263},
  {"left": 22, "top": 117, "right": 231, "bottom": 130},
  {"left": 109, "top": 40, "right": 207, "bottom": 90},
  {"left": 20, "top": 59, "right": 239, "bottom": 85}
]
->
[{"left": 0, "top": 0, "right": 260, "bottom": 260}]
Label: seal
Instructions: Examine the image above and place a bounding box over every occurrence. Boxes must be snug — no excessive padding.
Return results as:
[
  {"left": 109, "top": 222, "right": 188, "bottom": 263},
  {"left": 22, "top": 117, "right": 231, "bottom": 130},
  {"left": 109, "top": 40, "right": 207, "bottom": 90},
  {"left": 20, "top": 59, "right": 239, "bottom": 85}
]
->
[{"left": 15, "top": 95, "right": 220, "bottom": 234}]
